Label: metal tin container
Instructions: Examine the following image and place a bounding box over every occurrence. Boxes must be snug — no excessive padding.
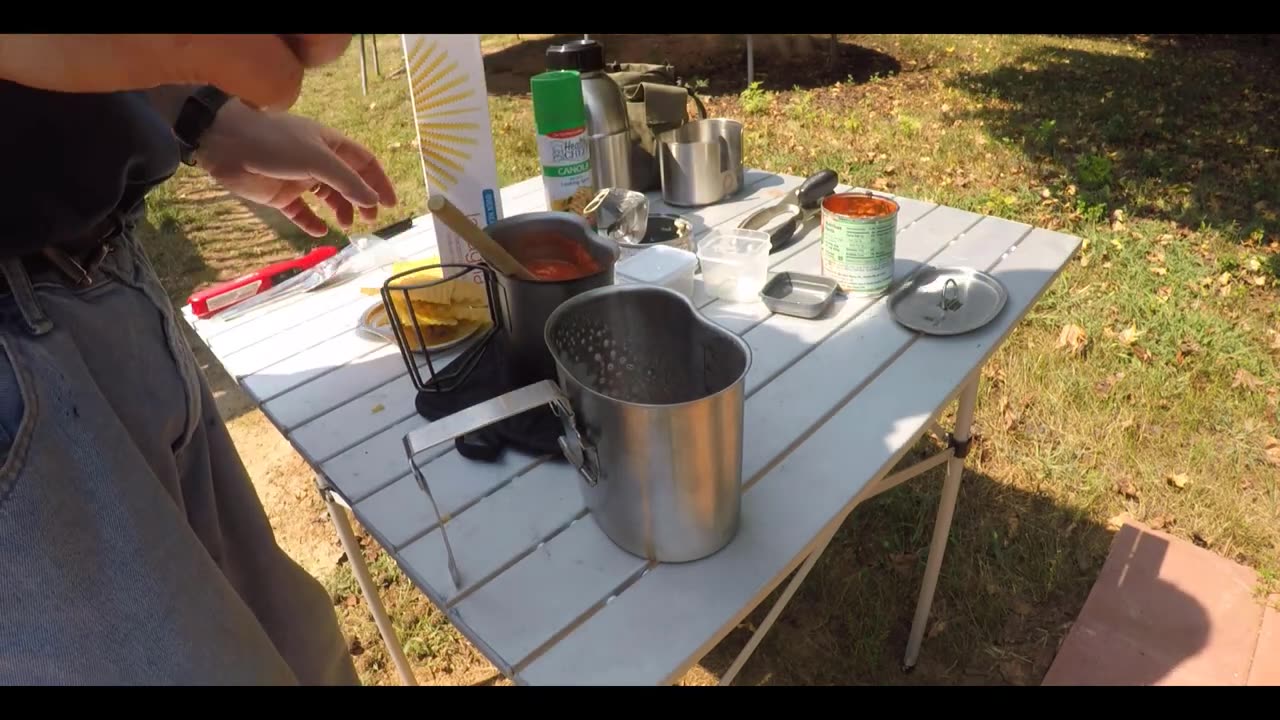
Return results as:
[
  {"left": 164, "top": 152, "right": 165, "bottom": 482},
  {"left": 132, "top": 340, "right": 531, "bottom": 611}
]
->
[
  {"left": 759, "top": 271, "right": 840, "bottom": 319},
  {"left": 820, "top": 192, "right": 900, "bottom": 297}
]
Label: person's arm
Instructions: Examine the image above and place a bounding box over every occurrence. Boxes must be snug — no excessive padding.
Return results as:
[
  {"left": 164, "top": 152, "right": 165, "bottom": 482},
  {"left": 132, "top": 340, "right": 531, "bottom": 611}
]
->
[{"left": 0, "top": 35, "right": 350, "bottom": 111}]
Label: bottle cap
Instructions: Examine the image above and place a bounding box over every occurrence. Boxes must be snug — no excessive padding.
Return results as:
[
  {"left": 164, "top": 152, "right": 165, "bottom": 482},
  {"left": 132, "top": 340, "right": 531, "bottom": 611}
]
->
[
  {"left": 545, "top": 39, "right": 605, "bottom": 73},
  {"left": 530, "top": 70, "right": 586, "bottom": 135}
]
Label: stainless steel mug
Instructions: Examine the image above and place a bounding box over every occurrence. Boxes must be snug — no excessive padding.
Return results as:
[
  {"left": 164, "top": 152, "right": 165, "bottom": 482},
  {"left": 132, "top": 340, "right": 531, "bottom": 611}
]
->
[{"left": 657, "top": 118, "right": 745, "bottom": 207}]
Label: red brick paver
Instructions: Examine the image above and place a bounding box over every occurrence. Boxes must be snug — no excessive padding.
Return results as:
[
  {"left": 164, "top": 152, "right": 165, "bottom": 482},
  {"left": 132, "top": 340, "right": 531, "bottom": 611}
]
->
[
  {"left": 1248, "top": 595, "right": 1280, "bottom": 686},
  {"left": 1043, "top": 522, "right": 1268, "bottom": 686}
]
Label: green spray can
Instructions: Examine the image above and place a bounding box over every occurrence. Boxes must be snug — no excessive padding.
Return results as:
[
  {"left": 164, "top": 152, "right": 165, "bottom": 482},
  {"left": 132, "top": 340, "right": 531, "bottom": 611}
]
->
[{"left": 530, "top": 70, "right": 596, "bottom": 221}]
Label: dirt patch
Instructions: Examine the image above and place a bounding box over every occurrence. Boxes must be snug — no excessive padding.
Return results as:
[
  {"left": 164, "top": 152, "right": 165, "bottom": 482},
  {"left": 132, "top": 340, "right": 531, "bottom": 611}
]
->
[{"left": 482, "top": 34, "right": 901, "bottom": 97}]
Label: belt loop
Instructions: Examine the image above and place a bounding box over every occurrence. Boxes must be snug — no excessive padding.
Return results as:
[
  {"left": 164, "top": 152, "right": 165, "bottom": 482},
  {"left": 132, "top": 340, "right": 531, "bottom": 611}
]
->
[{"left": 0, "top": 258, "right": 54, "bottom": 336}]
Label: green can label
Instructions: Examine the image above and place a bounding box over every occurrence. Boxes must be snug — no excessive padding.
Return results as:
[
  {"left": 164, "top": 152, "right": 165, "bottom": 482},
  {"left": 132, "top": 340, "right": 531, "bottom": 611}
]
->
[{"left": 821, "top": 195, "right": 898, "bottom": 296}]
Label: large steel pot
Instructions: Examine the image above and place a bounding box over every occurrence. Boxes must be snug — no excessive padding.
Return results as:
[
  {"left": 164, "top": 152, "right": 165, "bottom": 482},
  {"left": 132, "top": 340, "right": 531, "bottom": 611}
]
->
[{"left": 402, "top": 284, "right": 751, "bottom": 587}]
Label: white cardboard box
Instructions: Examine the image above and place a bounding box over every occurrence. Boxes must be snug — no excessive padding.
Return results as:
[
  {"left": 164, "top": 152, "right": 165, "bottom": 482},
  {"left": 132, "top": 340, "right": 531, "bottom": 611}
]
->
[{"left": 400, "top": 33, "right": 504, "bottom": 271}]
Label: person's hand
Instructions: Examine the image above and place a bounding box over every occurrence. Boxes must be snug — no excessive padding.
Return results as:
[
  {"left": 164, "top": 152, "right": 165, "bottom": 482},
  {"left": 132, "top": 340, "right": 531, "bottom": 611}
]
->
[
  {"left": 0, "top": 34, "right": 351, "bottom": 110},
  {"left": 195, "top": 99, "right": 398, "bottom": 237}
]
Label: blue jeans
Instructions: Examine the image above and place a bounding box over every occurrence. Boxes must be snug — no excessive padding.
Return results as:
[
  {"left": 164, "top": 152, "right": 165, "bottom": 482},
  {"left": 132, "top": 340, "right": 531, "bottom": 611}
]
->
[{"left": 0, "top": 232, "right": 358, "bottom": 685}]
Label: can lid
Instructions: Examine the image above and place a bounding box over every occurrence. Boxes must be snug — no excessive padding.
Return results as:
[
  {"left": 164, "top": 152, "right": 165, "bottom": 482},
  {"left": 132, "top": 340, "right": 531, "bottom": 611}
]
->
[
  {"left": 531, "top": 70, "right": 586, "bottom": 135},
  {"left": 887, "top": 265, "right": 1009, "bottom": 335}
]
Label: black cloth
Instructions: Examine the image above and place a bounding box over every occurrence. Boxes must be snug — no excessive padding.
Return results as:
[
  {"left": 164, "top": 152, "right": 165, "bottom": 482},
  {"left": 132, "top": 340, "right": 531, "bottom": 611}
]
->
[
  {"left": 414, "top": 336, "right": 565, "bottom": 462},
  {"left": 0, "top": 81, "right": 180, "bottom": 259}
]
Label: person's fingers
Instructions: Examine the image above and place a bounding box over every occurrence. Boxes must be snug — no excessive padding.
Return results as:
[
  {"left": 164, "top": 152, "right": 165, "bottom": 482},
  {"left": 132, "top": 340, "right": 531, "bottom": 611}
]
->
[
  {"left": 313, "top": 183, "right": 355, "bottom": 228},
  {"left": 289, "top": 142, "right": 380, "bottom": 209},
  {"left": 357, "top": 204, "right": 381, "bottom": 222},
  {"left": 279, "top": 35, "right": 352, "bottom": 67},
  {"left": 323, "top": 130, "right": 398, "bottom": 208},
  {"left": 279, "top": 196, "right": 330, "bottom": 237}
]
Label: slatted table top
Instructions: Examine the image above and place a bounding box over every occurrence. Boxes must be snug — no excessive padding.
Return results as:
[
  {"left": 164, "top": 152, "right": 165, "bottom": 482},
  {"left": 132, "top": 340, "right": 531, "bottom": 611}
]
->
[{"left": 184, "top": 170, "right": 1081, "bottom": 685}]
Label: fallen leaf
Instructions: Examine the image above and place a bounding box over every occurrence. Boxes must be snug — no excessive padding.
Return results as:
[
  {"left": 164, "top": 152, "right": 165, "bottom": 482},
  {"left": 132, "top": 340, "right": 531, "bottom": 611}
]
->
[
  {"left": 1131, "top": 344, "right": 1153, "bottom": 364},
  {"left": 344, "top": 595, "right": 358, "bottom": 608},
  {"left": 1253, "top": 275, "right": 1269, "bottom": 286},
  {"left": 1166, "top": 473, "right": 1191, "bottom": 490},
  {"left": 1040, "top": 187, "right": 1052, "bottom": 199},
  {"left": 1270, "top": 331, "right": 1280, "bottom": 352},
  {"left": 1065, "top": 184, "right": 1078, "bottom": 197},
  {"left": 1149, "top": 514, "right": 1174, "bottom": 530},
  {"left": 1012, "top": 599, "right": 1034, "bottom": 617},
  {"left": 1192, "top": 532, "right": 1210, "bottom": 549},
  {"left": 1248, "top": 256, "right": 1264, "bottom": 272},
  {"left": 927, "top": 618, "right": 949, "bottom": 639},
  {"left": 1107, "top": 512, "right": 1134, "bottom": 531},
  {"left": 1219, "top": 271, "right": 1234, "bottom": 286},
  {"left": 1079, "top": 253, "right": 1091, "bottom": 267},
  {"left": 1057, "top": 324, "right": 1088, "bottom": 357},
  {"left": 370, "top": 403, "right": 385, "bottom": 414},
  {"left": 1233, "top": 369, "right": 1264, "bottom": 392},
  {"left": 1114, "top": 478, "right": 1141, "bottom": 500},
  {"left": 883, "top": 164, "right": 897, "bottom": 175},
  {"left": 349, "top": 638, "right": 365, "bottom": 656},
  {"left": 1146, "top": 250, "right": 1166, "bottom": 264},
  {"left": 1149, "top": 266, "right": 1168, "bottom": 276},
  {"left": 1095, "top": 371, "right": 1125, "bottom": 396},
  {"left": 1118, "top": 325, "right": 1143, "bottom": 346},
  {"left": 1265, "top": 437, "right": 1280, "bottom": 467}
]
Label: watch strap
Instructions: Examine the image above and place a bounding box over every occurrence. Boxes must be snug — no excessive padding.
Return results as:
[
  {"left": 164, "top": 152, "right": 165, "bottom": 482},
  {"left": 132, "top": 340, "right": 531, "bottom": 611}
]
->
[{"left": 173, "top": 85, "right": 232, "bottom": 166}]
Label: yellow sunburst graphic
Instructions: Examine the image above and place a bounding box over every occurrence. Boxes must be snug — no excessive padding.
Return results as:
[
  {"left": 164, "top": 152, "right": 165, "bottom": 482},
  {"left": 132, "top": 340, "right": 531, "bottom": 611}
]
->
[{"left": 404, "top": 37, "right": 483, "bottom": 193}]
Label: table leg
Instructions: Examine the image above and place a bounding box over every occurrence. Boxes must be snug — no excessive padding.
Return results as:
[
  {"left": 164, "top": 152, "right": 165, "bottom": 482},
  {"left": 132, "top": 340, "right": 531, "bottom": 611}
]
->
[
  {"left": 902, "top": 375, "right": 980, "bottom": 670},
  {"left": 720, "top": 525, "right": 839, "bottom": 685},
  {"left": 371, "top": 34, "right": 381, "bottom": 76},
  {"left": 358, "top": 34, "right": 369, "bottom": 96},
  {"left": 324, "top": 493, "right": 419, "bottom": 686}
]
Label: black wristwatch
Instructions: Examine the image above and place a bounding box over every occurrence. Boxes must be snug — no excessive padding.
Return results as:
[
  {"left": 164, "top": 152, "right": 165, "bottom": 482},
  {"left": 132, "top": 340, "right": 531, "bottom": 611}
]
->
[{"left": 173, "top": 85, "right": 232, "bottom": 166}]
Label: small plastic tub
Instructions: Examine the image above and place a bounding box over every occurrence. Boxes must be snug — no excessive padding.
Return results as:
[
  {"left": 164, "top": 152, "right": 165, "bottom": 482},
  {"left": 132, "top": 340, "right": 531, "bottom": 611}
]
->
[
  {"left": 615, "top": 245, "right": 699, "bottom": 301},
  {"left": 696, "top": 227, "right": 771, "bottom": 303}
]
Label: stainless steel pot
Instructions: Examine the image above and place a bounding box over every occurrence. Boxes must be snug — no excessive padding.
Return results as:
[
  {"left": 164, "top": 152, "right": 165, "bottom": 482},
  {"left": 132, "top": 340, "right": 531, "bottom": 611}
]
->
[
  {"left": 657, "top": 118, "right": 744, "bottom": 207},
  {"left": 402, "top": 284, "right": 751, "bottom": 587},
  {"left": 486, "top": 211, "right": 620, "bottom": 386}
]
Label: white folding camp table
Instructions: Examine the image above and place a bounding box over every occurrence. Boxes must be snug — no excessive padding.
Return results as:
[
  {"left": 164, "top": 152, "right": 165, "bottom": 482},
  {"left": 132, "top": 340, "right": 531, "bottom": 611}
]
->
[{"left": 184, "top": 169, "right": 1080, "bottom": 685}]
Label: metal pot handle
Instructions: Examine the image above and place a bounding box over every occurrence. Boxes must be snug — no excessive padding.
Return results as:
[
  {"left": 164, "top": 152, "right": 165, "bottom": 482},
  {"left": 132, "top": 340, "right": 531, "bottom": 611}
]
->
[{"left": 401, "top": 379, "right": 598, "bottom": 589}]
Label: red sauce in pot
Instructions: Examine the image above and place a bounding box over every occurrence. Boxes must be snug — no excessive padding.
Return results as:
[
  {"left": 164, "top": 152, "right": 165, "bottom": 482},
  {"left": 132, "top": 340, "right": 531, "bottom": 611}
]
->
[{"left": 510, "top": 233, "right": 602, "bottom": 282}]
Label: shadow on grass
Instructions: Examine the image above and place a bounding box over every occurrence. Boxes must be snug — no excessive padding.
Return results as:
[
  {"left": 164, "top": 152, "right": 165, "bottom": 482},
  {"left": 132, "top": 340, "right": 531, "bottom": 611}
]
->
[
  {"left": 482, "top": 34, "right": 901, "bottom": 97},
  {"left": 949, "top": 35, "right": 1280, "bottom": 242},
  {"left": 695, "top": 435, "right": 1208, "bottom": 686}
]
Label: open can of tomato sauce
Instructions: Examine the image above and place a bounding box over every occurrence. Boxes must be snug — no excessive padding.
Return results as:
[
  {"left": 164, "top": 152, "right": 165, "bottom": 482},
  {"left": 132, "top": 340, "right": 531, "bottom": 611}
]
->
[{"left": 820, "top": 192, "right": 900, "bottom": 297}]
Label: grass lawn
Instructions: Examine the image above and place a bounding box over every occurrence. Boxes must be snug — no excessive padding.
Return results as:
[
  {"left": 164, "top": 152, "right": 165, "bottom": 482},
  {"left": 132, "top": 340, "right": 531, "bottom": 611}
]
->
[{"left": 146, "top": 33, "right": 1280, "bottom": 685}]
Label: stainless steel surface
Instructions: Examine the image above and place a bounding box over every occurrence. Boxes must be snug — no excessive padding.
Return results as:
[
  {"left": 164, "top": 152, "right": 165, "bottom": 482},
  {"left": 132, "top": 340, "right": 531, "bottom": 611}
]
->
[
  {"left": 545, "top": 284, "right": 751, "bottom": 562},
  {"left": 887, "top": 265, "right": 1009, "bottom": 335},
  {"left": 402, "top": 380, "right": 565, "bottom": 588},
  {"left": 658, "top": 119, "right": 744, "bottom": 207},
  {"left": 581, "top": 71, "right": 636, "bottom": 190},
  {"left": 759, "top": 271, "right": 840, "bottom": 319}
]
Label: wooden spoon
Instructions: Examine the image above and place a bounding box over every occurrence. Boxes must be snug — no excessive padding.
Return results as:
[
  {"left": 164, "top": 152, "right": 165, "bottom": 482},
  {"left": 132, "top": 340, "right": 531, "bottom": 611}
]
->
[{"left": 427, "top": 195, "right": 538, "bottom": 281}]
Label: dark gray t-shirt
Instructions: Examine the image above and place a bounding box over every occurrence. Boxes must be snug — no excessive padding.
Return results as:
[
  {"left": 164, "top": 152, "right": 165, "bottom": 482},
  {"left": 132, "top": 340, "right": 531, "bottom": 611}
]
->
[{"left": 0, "top": 80, "right": 180, "bottom": 258}]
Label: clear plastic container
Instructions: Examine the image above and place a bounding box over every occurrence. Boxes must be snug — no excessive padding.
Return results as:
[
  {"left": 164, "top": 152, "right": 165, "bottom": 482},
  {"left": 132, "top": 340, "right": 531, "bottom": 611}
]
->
[
  {"left": 615, "top": 245, "right": 699, "bottom": 301},
  {"left": 696, "top": 227, "right": 771, "bottom": 302}
]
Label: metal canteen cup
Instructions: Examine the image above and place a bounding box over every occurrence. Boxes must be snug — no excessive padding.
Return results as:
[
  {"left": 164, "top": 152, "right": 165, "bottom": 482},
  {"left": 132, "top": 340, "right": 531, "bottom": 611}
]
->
[{"left": 402, "top": 284, "right": 752, "bottom": 589}]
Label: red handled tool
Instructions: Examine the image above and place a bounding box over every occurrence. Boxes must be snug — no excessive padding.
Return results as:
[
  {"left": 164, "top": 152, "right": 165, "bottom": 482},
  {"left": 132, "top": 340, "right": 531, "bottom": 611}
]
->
[{"left": 187, "top": 245, "right": 338, "bottom": 318}]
